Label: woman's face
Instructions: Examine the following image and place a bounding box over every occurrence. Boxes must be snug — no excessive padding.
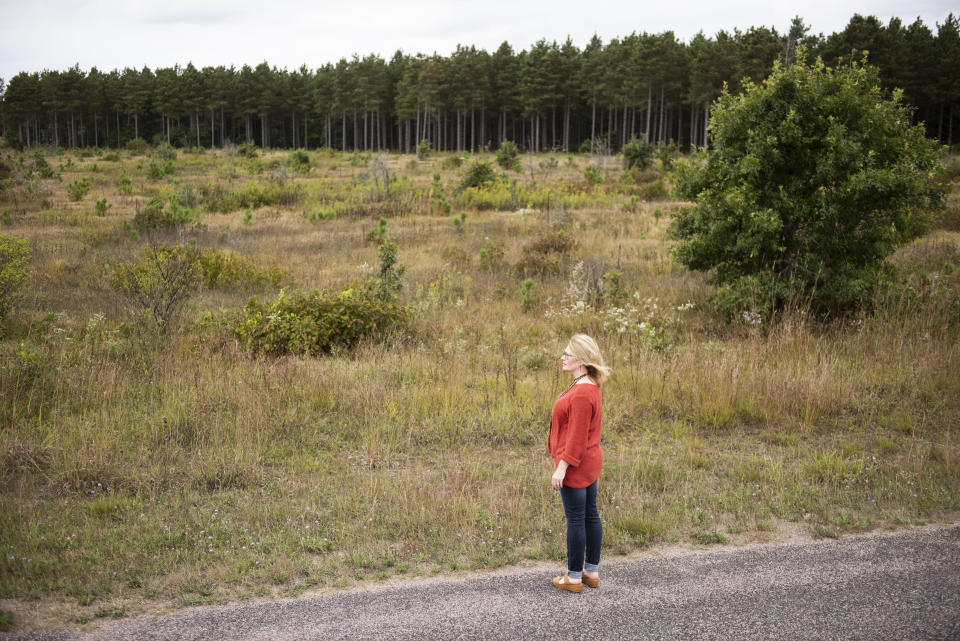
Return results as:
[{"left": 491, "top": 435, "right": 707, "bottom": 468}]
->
[{"left": 560, "top": 344, "right": 581, "bottom": 373}]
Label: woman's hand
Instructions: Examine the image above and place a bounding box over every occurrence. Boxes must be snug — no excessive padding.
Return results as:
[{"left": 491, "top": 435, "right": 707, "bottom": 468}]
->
[{"left": 551, "top": 460, "right": 569, "bottom": 490}]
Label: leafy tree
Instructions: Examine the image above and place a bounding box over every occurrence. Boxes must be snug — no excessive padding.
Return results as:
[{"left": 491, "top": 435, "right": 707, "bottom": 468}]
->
[{"left": 670, "top": 55, "right": 945, "bottom": 318}]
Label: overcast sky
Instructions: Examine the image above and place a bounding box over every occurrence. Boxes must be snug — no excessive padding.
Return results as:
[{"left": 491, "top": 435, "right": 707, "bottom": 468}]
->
[{"left": 1, "top": 0, "right": 956, "bottom": 82}]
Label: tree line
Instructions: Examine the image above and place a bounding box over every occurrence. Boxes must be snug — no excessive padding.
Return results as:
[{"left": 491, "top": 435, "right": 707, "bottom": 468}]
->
[{"left": 1, "top": 13, "right": 958, "bottom": 153}]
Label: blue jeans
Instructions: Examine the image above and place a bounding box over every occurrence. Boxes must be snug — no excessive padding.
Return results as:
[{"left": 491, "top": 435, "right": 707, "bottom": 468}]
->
[{"left": 559, "top": 480, "right": 602, "bottom": 579}]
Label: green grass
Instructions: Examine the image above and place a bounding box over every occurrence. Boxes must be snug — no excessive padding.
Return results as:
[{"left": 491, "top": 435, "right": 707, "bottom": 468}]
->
[{"left": 1, "top": 146, "right": 959, "bottom": 627}]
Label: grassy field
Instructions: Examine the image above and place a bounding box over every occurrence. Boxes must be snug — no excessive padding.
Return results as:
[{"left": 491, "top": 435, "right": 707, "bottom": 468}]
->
[{"left": 1, "top": 143, "right": 958, "bottom": 629}]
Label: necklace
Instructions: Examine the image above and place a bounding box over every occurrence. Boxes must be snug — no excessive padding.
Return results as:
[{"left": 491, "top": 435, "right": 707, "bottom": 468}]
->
[{"left": 560, "top": 373, "right": 590, "bottom": 397}]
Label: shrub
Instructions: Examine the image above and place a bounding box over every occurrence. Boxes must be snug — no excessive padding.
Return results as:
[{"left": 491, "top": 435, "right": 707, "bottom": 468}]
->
[
  {"left": 373, "top": 235, "right": 407, "bottom": 302},
  {"left": 125, "top": 138, "right": 148, "bottom": 155},
  {"left": 638, "top": 179, "right": 668, "bottom": 201},
  {"left": 234, "top": 287, "right": 406, "bottom": 357},
  {"left": 197, "top": 249, "right": 283, "bottom": 290},
  {"left": 654, "top": 143, "right": 679, "bottom": 171},
  {"left": 584, "top": 165, "right": 602, "bottom": 186},
  {"left": 94, "top": 198, "right": 111, "bottom": 216},
  {"left": 200, "top": 181, "right": 303, "bottom": 212},
  {"left": 67, "top": 177, "right": 91, "bottom": 201},
  {"left": 350, "top": 152, "right": 371, "bottom": 167},
  {"left": 622, "top": 137, "right": 654, "bottom": 170},
  {"left": 671, "top": 55, "right": 944, "bottom": 318},
  {"left": 458, "top": 161, "right": 497, "bottom": 192},
  {"left": 30, "top": 153, "right": 56, "bottom": 179},
  {"left": 628, "top": 167, "right": 661, "bottom": 184},
  {"left": 515, "top": 231, "right": 577, "bottom": 277},
  {"left": 146, "top": 161, "right": 175, "bottom": 180},
  {"left": 479, "top": 237, "right": 506, "bottom": 270},
  {"left": 132, "top": 195, "right": 198, "bottom": 231},
  {"left": 496, "top": 141, "right": 520, "bottom": 170},
  {"left": 237, "top": 140, "right": 259, "bottom": 158},
  {"left": 308, "top": 208, "right": 337, "bottom": 222},
  {"left": 539, "top": 156, "right": 558, "bottom": 171},
  {"left": 112, "top": 244, "right": 202, "bottom": 330},
  {"left": 520, "top": 278, "right": 537, "bottom": 312},
  {"left": 366, "top": 217, "right": 388, "bottom": 244},
  {"left": 442, "top": 156, "right": 463, "bottom": 169},
  {"left": 288, "top": 150, "right": 311, "bottom": 173},
  {"left": 154, "top": 142, "right": 177, "bottom": 161},
  {"left": 0, "top": 233, "right": 30, "bottom": 330}
]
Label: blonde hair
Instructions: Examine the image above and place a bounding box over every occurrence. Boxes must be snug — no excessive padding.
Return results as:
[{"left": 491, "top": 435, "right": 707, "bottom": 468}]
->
[{"left": 566, "top": 333, "right": 611, "bottom": 386}]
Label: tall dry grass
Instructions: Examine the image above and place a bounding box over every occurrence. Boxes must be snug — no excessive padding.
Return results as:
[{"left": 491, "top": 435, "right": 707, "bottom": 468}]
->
[{"left": 0, "top": 146, "right": 958, "bottom": 622}]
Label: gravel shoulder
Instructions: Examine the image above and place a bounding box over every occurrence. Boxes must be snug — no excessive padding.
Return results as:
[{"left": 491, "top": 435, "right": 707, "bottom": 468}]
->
[{"left": 4, "top": 521, "right": 959, "bottom": 640}]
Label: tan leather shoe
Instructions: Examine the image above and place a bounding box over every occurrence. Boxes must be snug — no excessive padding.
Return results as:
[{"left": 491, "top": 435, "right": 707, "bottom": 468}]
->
[
  {"left": 552, "top": 573, "right": 583, "bottom": 593},
  {"left": 582, "top": 574, "right": 600, "bottom": 588}
]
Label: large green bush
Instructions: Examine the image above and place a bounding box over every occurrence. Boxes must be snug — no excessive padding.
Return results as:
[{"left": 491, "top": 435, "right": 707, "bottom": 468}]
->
[
  {"left": 235, "top": 288, "right": 406, "bottom": 356},
  {"left": 622, "top": 137, "right": 654, "bottom": 170},
  {"left": 671, "top": 55, "right": 945, "bottom": 318},
  {"left": 457, "top": 161, "right": 497, "bottom": 192},
  {"left": 0, "top": 234, "right": 30, "bottom": 330}
]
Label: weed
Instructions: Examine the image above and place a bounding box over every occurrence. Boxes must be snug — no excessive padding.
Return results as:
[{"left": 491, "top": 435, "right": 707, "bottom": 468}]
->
[{"left": 694, "top": 531, "right": 729, "bottom": 545}]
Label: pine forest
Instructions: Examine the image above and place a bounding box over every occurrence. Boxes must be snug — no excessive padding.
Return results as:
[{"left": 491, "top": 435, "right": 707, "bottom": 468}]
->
[{"left": 2, "top": 13, "right": 960, "bottom": 153}]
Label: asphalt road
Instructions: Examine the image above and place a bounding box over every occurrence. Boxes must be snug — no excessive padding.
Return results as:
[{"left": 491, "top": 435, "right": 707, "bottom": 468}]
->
[{"left": 6, "top": 524, "right": 959, "bottom": 641}]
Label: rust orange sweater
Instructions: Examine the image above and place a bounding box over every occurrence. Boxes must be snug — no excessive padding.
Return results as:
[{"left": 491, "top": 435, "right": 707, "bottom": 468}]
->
[{"left": 548, "top": 383, "right": 603, "bottom": 488}]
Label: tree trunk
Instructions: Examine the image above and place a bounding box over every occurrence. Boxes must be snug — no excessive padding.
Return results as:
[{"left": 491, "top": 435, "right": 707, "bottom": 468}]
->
[
  {"left": 703, "top": 105, "right": 710, "bottom": 148},
  {"left": 949, "top": 104, "right": 955, "bottom": 146},
  {"left": 645, "top": 87, "right": 652, "bottom": 143},
  {"left": 353, "top": 109, "right": 359, "bottom": 151},
  {"left": 551, "top": 107, "right": 557, "bottom": 151},
  {"left": 689, "top": 103, "right": 696, "bottom": 150},
  {"left": 590, "top": 94, "right": 596, "bottom": 152}
]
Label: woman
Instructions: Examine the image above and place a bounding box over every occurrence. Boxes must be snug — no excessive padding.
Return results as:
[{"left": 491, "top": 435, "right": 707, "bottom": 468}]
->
[{"left": 548, "top": 333, "right": 610, "bottom": 593}]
